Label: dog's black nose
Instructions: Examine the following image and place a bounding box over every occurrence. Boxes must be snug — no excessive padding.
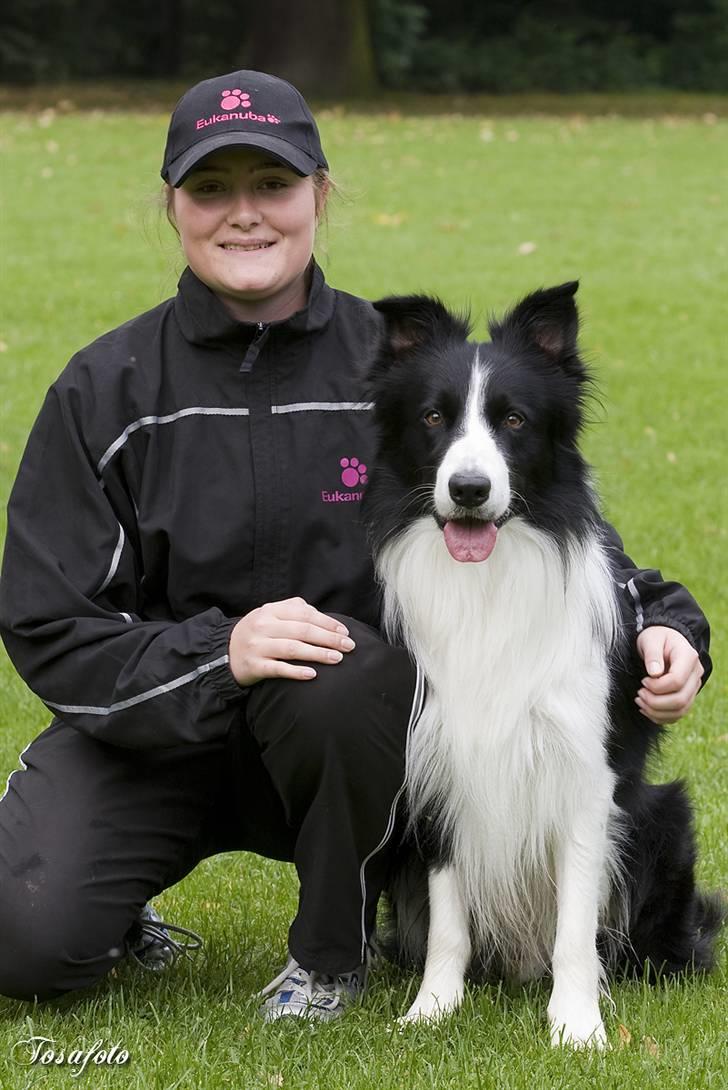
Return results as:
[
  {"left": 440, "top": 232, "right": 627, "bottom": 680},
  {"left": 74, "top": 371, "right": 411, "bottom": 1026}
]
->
[{"left": 448, "top": 473, "right": 491, "bottom": 508}]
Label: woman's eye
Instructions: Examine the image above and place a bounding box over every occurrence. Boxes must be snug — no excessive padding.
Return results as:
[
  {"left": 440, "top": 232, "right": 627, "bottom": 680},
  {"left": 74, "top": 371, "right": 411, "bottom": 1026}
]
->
[
  {"left": 423, "top": 409, "right": 443, "bottom": 427},
  {"left": 192, "top": 181, "right": 225, "bottom": 195},
  {"left": 503, "top": 411, "right": 525, "bottom": 429}
]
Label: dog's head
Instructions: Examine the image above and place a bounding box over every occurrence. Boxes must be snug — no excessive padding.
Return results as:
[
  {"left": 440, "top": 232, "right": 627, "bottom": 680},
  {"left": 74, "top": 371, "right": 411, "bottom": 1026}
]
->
[{"left": 366, "top": 282, "right": 594, "bottom": 559}]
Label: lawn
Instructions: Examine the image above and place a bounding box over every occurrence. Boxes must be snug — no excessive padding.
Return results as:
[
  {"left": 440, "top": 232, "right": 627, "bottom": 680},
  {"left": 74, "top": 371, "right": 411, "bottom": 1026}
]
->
[{"left": 0, "top": 93, "right": 726, "bottom": 1089}]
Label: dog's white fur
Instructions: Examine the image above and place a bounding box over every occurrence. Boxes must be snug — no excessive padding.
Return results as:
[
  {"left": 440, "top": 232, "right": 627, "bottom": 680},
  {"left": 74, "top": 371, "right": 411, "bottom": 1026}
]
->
[{"left": 377, "top": 359, "right": 623, "bottom": 1048}]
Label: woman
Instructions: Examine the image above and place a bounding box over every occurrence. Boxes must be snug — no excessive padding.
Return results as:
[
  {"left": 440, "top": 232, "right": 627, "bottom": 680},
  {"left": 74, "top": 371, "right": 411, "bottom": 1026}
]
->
[{"left": 0, "top": 70, "right": 710, "bottom": 1019}]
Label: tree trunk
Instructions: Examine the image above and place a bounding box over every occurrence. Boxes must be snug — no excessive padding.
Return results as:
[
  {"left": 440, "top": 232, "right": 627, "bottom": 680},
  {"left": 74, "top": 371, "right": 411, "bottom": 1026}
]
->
[{"left": 242, "top": 0, "right": 378, "bottom": 96}]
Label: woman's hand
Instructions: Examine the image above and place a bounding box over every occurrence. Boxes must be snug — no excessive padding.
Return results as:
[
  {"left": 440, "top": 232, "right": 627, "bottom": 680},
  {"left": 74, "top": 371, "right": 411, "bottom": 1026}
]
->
[
  {"left": 228, "top": 597, "right": 356, "bottom": 687},
  {"left": 635, "top": 626, "right": 704, "bottom": 725}
]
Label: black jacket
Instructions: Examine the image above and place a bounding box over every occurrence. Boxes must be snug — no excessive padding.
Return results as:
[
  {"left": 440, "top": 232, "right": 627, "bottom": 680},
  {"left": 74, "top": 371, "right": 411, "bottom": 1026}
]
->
[{"left": 0, "top": 266, "right": 712, "bottom": 749}]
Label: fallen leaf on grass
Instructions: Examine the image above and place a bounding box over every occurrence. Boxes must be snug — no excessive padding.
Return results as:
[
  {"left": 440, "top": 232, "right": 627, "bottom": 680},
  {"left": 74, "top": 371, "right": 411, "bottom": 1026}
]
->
[
  {"left": 373, "top": 212, "right": 408, "bottom": 227},
  {"left": 642, "top": 1035, "right": 660, "bottom": 1058},
  {"left": 617, "top": 1022, "right": 632, "bottom": 1047}
]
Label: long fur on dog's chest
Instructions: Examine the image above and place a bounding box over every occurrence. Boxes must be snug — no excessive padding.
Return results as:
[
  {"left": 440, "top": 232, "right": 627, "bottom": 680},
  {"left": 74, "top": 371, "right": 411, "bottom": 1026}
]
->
[{"left": 378, "top": 514, "right": 622, "bottom": 972}]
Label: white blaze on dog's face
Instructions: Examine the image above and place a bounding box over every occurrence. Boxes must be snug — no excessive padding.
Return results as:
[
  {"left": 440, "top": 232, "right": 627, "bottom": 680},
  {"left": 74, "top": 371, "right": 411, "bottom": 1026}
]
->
[{"left": 433, "top": 351, "right": 512, "bottom": 532}]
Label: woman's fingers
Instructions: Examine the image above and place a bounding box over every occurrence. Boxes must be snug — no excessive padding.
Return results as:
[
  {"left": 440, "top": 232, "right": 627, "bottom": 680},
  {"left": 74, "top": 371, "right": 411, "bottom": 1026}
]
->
[
  {"left": 260, "top": 618, "right": 355, "bottom": 653},
  {"left": 228, "top": 599, "right": 356, "bottom": 687},
  {"left": 636, "top": 670, "right": 702, "bottom": 724},
  {"left": 272, "top": 597, "right": 350, "bottom": 635}
]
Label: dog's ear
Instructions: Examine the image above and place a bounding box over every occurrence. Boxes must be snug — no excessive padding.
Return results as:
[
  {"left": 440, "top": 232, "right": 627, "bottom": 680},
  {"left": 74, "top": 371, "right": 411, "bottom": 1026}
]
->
[
  {"left": 373, "top": 295, "right": 471, "bottom": 360},
  {"left": 489, "top": 281, "right": 579, "bottom": 362}
]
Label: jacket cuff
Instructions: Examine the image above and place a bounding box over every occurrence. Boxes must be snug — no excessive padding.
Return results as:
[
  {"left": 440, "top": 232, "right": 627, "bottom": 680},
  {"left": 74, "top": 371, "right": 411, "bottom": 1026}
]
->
[
  {"left": 641, "top": 614, "right": 695, "bottom": 646},
  {"left": 206, "top": 616, "right": 246, "bottom": 703}
]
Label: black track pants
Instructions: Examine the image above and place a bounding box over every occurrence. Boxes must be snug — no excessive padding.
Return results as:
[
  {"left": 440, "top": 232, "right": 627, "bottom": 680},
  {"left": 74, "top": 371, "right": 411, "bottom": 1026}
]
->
[{"left": 0, "top": 617, "right": 423, "bottom": 1002}]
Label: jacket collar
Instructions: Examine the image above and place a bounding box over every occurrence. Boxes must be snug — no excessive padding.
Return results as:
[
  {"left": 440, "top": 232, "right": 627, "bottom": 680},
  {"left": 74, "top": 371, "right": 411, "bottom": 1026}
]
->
[{"left": 173, "top": 261, "right": 335, "bottom": 348}]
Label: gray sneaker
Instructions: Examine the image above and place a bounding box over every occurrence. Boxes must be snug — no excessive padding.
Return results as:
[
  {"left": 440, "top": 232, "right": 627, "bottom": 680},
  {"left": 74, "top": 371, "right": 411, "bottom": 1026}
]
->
[
  {"left": 127, "top": 902, "right": 203, "bottom": 971},
  {"left": 258, "top": 955, "right": 367, "bottom": 1022}
]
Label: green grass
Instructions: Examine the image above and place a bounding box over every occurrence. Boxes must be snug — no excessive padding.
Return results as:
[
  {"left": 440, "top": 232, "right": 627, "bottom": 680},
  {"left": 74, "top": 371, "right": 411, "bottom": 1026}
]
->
[{"left": 0, "top": 95, "right": 727, "bottom": 1089}]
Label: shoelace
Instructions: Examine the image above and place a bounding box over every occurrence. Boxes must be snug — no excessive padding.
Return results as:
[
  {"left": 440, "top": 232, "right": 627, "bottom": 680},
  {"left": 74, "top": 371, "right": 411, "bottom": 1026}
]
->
[
  {"left": 129, "top": 917, "right": 204, "bottom": 970},
  {"left": 257, "top": 956, "right": 366, "bottom": 1006}
]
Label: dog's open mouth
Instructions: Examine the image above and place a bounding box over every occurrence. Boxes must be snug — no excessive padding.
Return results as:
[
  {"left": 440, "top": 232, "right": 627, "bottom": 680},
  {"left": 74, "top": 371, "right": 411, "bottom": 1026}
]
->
[
  {"left": 442, "top": 517, "right": 498, "bottom": 563},
  {"left": 433, "top": 509, "right": 510, "bottom": 563}
]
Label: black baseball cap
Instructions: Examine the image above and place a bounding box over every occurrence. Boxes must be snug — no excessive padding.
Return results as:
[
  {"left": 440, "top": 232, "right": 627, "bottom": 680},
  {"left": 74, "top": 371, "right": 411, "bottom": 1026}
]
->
[{"left": 161, "top": 70, "right": 328, "bottom": 187}]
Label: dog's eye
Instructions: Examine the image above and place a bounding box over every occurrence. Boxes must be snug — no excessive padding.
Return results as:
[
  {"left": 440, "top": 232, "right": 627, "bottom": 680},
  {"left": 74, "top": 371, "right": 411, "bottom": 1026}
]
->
[
  {"left": 503, "top": 412, "right": 525, "bottom": 429},
  {"left": 423, "top": 410, "right": 443, "bottom": 427}
]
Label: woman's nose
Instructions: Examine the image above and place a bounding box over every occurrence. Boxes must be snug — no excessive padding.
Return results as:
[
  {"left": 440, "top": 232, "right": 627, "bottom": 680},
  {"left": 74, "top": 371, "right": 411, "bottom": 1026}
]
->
[{"left": 226, "top": 190, "right": 262, "bottom": 229}]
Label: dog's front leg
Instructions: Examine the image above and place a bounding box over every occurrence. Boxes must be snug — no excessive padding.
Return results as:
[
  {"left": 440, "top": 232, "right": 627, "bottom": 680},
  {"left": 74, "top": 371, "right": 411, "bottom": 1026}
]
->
[
  {"left": 401, "top": 865, "right": 471, "bottom": 1022},
  {"left": 547, "top": 792, "right": 612, "bottom": 1050}
]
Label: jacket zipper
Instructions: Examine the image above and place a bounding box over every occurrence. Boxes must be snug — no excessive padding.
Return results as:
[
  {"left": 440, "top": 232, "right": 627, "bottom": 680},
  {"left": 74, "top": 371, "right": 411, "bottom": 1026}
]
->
[{"left": 240, "top": 322, "right": 271, "bottom": 373}]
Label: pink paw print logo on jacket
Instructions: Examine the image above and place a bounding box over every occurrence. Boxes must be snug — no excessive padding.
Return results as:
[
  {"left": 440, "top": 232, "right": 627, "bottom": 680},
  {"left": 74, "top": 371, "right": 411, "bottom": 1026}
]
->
[
  {"left": 220, "top": 89, "right": 251, "bottom": 110},
  {"left": 340, "top": 457, "right": 367, "bottom": 487}
]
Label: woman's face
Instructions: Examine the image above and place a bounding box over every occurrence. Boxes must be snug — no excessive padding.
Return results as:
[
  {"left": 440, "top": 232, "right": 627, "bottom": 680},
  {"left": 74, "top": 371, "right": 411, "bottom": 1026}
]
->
[{"left": 170, "top": 147, "right": 323, "bottom": 323}]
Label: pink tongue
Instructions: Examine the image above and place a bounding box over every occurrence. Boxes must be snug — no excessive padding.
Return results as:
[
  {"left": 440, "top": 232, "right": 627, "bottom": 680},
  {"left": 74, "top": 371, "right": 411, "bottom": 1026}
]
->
[{"left": 443, "top": 519, "right": 498, "bottom": 563}]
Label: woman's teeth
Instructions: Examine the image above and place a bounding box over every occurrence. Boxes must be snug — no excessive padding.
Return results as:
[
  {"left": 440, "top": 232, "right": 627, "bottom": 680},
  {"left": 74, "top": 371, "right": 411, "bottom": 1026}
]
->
[{"left": 222, "top": 243, "right": 272, "bottom": 251}]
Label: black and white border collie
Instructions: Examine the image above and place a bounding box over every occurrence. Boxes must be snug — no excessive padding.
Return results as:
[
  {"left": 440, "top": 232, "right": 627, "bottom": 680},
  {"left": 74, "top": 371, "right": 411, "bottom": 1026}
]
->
[{"left": 363, "top": 282, "right": 723, "bottom": 1049}]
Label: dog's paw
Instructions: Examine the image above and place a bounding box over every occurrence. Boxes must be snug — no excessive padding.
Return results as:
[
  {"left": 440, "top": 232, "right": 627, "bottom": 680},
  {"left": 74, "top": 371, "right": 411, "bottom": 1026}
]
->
[
  {"left": 548, "top": 998, "right": 607, "bottom": 1050},
  {"left": 549, "top": 1020, "right": 608, "bottom": 1051},
  {"left": 398, "top": 987, "right": 463, "bottom": 1025}
]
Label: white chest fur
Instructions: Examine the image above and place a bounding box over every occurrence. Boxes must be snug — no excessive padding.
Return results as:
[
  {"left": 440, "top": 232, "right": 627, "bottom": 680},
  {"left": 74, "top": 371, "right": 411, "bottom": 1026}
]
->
[{"left": 377, "top": 515, "right": 621, "bottom": 968}]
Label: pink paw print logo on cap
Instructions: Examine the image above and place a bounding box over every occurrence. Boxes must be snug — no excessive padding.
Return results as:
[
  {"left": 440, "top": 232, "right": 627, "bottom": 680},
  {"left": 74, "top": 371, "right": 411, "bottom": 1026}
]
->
[
  {"left": 220, "top": 89, "right": 251, "bottom": 110},
  {"left": 340, "top": 457, "right": 368, "bottom": 487}
]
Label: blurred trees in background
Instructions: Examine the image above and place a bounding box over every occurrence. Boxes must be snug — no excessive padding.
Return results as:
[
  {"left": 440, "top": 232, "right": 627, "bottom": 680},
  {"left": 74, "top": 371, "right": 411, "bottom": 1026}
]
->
[
  {"left": 1, "top": 0, "right": 727, "bottom": 92},
  {"left": 390, "top": 0, "right": 728, "bottom": 92}
]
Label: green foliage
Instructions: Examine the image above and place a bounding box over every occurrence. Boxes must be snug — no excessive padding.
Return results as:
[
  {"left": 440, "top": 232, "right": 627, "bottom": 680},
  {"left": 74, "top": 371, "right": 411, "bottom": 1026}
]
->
[
  {"left": 373, "top": 1, "right": 728, "bottom": 93},
  {"left": 401, "top": 10, "right": 726, "bottom": 92},
  {"left": 663, "top": 4, "right": 728, "bottom": 91},
  {"left": 0, "top": 0, "right": 243, "bottom": 82},
  {"left": 1, "top": 1, "right": 728, "bottom": 90},
  {"left": 370, "top": 0, "right": 428, "bottom": 87},
  {"left": 0, "top": 0, "right": 168, "bottom": 82}
]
